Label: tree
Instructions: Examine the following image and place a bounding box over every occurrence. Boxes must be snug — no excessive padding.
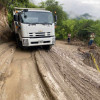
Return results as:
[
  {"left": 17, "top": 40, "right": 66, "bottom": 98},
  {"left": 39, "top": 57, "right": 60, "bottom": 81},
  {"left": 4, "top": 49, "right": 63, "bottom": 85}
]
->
[
  {"left": 39, "top": 1, "right": 45, "bottom": 8},
  {"left": 0, "top": 0, "right": 37, "bottom": 27},
  {"left": 39, "top": 0, "right": 68, "bottom": 25}
]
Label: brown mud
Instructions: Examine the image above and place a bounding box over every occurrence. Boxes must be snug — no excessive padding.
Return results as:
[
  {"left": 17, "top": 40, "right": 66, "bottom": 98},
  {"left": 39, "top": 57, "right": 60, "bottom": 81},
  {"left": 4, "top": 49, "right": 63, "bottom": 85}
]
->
[{"left": 0, "top": 41, "right": 100, "bottom": 100}]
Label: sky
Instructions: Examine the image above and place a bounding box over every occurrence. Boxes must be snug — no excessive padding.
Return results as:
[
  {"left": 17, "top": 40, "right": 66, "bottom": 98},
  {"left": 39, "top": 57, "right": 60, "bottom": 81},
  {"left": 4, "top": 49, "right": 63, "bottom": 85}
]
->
[{"left": 30, "top": 0, "right": 100, "bottom": 19}]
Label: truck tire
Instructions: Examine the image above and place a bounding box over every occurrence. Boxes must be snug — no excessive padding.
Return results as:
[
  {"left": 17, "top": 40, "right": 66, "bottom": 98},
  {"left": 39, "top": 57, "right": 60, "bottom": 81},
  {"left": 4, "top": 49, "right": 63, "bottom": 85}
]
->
[{"left": 15, "top": 34, "right": 23, "bottom": 48}]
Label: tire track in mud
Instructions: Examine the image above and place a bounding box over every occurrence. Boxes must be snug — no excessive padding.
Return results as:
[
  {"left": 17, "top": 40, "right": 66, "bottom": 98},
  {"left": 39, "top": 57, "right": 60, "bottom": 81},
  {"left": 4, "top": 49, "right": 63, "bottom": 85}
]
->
[
  {"left": 0, "top": 43, "right": 54, "bottom": 100},
  {"left": 34, "top": 46, "right": 100, "bottom": 100},
  {"left": 0, "top": 43, "right": 15, "bottom": 57},
  {"left": 0, "top": 42, "right": 100, "bottom": 100},
  {"left": 50, "top": 47, "right": 100, "bottom": 100},
  {"left": 0, "top": 43, "right": 16, "bottom": 100},
  {"left": 35, "top": 51, "right": 67, "bottom": 100},
  {"left": 35, "top": 50, "right": 82, "bottom": 100},
  {"left": 48, "top": 51, "right": 98, "bottom": 100}
]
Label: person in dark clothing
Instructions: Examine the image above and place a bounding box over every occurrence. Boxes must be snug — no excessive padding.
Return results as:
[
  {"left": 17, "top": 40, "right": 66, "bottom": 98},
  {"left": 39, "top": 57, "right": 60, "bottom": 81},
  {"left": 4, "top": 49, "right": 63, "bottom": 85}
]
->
[
  {"left": 67, "top": 33, "right": 71, "bottom": 43},
  {"left": 88, "top": 33, "right": 95, "bottom": 46}
]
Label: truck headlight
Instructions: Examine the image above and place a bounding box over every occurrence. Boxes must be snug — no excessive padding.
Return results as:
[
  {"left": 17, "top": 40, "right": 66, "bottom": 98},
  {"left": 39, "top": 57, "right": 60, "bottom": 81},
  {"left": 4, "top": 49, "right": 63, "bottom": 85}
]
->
[
  {"left": 52, "top": 38, "right": 55, "bottom": 44},
  {"left": 23, "top": 39, "right": 29, "bottom": 46}
]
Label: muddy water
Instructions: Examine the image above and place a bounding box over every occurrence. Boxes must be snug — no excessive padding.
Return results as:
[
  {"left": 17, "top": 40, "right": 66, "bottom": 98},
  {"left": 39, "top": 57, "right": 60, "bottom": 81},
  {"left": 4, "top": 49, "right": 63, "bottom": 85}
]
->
[{"left": 0, "top": 41, "right": 100, "bottom": 100}]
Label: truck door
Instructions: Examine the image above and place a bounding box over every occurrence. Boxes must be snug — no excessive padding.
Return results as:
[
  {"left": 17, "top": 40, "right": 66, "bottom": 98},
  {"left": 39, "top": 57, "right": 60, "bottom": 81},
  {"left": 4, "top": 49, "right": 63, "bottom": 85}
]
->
[{"left": 17, "top": 13, "right": 22, "bottom": 40}]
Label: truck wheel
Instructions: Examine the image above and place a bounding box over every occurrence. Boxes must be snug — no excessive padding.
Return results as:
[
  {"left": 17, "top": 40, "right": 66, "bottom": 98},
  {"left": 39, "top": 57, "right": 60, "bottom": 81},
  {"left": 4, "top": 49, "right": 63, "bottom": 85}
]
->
[
  {"left": 15, "top": 34, "right": 23, "bottom": 48},
  {"left": 43, "top": 45, "right": 52, "bottom": 50},
  {"left": 18, "top": 40, "right": 23, "bottom": 48}
]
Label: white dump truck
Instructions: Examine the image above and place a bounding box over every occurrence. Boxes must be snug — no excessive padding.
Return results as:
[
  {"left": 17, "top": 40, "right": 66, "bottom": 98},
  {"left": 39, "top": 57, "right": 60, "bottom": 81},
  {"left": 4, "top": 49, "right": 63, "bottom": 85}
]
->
[{"left": 13, "top": 7, "right": 57, "bottom": 49}]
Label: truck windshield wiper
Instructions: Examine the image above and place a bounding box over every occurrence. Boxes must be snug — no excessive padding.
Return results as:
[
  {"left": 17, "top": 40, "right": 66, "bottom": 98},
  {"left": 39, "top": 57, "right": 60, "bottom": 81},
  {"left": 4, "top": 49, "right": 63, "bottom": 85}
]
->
[
  {"left": 41, "top": 23, "right": 52, "bottom": 25},
  {"left": 24, "top": 23, "right": 52, "bottom": 25}
]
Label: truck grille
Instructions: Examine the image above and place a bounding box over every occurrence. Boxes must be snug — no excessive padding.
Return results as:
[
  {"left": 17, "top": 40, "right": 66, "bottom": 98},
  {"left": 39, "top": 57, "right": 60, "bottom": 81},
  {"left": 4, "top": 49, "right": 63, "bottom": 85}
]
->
[
  {"left": 29, "top": 32, "right": 49, "bottom": 37},
  {"left": 31, "top": 41, "right": 50, "bottom": 44},
  {"left": 35, "top": 32, "right": 45, "bottom": 34},
  {"left": 35, "top": 32, "right": 45, "bottom": 37}
]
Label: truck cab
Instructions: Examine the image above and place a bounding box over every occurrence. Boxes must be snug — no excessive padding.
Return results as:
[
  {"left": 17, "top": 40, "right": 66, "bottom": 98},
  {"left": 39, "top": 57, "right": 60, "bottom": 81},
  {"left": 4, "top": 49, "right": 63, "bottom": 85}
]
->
[{"left": 13, "top": 7, "right": 56, "bottom": 49}]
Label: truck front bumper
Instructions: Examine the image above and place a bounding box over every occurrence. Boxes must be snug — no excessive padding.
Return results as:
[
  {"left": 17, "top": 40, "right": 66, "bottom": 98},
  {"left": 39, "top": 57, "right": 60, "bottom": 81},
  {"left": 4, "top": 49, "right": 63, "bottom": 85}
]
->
[{"left": 22, "top": 36, "right": 55, "bottom": 47}]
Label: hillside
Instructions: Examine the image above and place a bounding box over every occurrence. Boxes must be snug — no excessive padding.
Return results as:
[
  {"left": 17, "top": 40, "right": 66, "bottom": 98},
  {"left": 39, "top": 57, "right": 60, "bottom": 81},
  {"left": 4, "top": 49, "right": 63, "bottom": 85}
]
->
[{"left": 0, "top": 4, "right": 11, "bottom": 41}]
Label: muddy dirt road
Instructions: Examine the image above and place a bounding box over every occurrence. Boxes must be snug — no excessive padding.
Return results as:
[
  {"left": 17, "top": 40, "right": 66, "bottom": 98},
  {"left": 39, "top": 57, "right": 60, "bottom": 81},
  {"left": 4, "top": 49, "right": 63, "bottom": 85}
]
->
[{"left": 0, "top": 41, "right": 100, "bottom": 100}]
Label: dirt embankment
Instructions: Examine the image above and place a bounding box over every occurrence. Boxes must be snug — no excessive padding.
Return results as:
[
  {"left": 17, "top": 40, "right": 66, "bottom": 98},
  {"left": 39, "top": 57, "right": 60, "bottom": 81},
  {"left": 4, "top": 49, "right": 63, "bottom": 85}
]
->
[
  {"left": 0, "top": 4, "right": 11, "bottom": 41},
  {"left": 69, "top": 39, "right": 100, "bottom": 71},
  {"left": 84, "top": 49, "right": 100, "bottom": 70}
]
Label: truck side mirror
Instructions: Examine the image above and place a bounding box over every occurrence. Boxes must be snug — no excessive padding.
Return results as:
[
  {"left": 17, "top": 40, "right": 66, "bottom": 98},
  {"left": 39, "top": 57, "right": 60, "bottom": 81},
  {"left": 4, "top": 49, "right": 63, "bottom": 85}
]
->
[
  {"left": 14, "top": 15, "right": 18, "bottom": 21},
  {"left": 54, "top": 15, "right": 57, "bottom": 23}
]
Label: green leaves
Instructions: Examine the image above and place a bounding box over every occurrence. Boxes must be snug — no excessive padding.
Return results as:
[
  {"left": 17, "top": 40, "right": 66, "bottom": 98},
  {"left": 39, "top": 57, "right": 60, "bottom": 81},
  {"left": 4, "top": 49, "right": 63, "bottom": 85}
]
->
[
  {"left": 39, "top": 0, "right": 68, "bottom": 25},
  {"left": 0, "top": 0, "right": 37, "bottom": 28},
  {"left": 56, "top": 18, "right": 100, "bottom": 46},
  {"left": 45, "top": 0, "right": 56, "bottom": 6},
  {"left": 1, "top": 0, "right": 100, "bottom": 46}
]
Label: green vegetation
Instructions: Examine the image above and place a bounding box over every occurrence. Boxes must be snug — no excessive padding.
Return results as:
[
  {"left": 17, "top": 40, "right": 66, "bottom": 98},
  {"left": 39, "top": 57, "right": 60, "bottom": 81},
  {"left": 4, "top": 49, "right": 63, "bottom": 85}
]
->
[
  {"left": 40, "top": 0, "right": 68, "bottom": 25},
  {"left": 0, "top": 0, "right": 37, "bottom": 27},
  {"left": 56, "top": 19, "right": 100, "bottom": 46},
  {"left": 39, "top": 0, "right": 100, "bottom": 46},
  {"left": 0, "top": 0, "right": 100, "bottom": 46}
]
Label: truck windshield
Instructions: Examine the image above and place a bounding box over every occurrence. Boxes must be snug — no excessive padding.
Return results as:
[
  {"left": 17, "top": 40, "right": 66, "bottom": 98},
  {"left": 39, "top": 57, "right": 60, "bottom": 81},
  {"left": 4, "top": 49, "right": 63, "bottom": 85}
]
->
[{"left": 21, "top": 11, "right": 54, "bottom": 24}]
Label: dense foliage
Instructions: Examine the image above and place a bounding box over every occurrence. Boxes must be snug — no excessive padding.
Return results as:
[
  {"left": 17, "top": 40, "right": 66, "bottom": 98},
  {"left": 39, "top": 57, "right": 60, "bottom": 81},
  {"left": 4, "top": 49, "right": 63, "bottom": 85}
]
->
[
  {"left": 40, "top": 0, "right": 68, "bottom": 25},
  {"left": 55, "top": 18, "right": 100, "bottom": 46},
  {"left": 0, "top": 0, "right": 37, "bottom": 27},
  {"left": 39, "top": 0, "right": 100, "bottom": 46}
]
